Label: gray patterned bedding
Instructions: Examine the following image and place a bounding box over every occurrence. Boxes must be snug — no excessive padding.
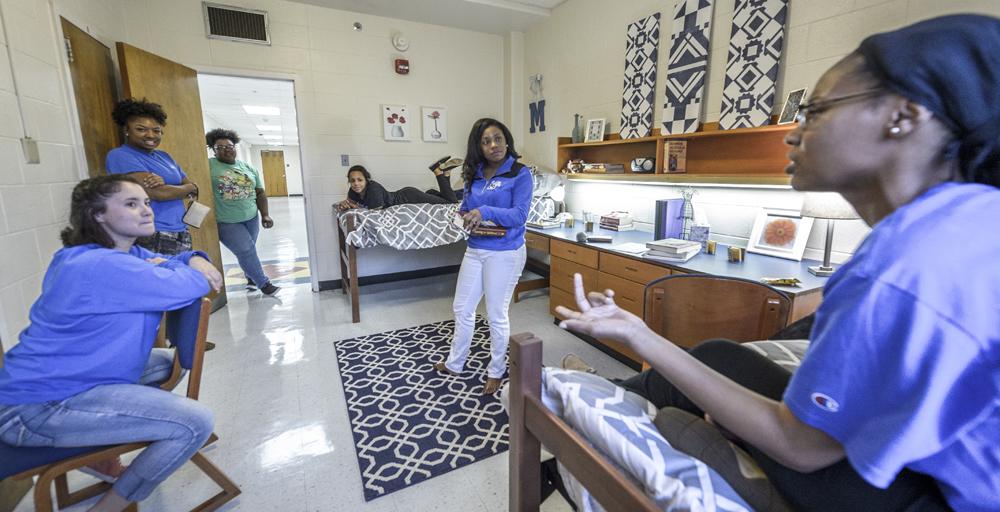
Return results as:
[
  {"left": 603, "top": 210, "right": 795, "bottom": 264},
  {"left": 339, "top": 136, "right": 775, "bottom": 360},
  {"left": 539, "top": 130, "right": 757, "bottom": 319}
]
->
[{"left": 337, "top": 197, "right": 555, "bottom": 250}]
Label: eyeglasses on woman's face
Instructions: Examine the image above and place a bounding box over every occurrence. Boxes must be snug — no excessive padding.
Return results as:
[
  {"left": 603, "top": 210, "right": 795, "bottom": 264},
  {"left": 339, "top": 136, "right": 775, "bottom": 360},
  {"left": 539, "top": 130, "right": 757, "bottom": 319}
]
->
[
  {"left": 795, "top": 88, "right": 884, "bottom": 127},
  {"left": 213, "top": 144, "right": 236, "bottom": 151}
]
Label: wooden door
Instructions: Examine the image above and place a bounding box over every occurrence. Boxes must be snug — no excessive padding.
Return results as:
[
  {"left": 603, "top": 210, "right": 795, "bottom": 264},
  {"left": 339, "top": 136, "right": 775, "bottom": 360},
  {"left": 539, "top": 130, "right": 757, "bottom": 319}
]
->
[
  {"left": 61, "top": 18, "right": 119, "bottom": 177},
  {"left": 116, "top": 43, "right": 226, "bottom": 308},
  {"left": 261, "top": 150, "right": 288, "bottom": 197}
]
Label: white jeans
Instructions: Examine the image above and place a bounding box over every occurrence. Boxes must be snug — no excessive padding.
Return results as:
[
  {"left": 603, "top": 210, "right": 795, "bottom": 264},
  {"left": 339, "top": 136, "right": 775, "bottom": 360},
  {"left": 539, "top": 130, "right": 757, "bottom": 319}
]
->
[{"left": 445, "top": 245, "right": 527, "bottom": 379}]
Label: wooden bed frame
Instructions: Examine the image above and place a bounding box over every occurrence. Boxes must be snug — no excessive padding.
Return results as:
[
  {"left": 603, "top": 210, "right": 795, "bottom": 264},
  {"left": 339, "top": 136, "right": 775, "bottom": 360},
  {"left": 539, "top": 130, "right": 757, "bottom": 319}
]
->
[
  {"left": 337, "top": 212, "right": 363, "bottom": 323},
  {"left": 508, "top": 332, "right": 660, "bottom": 511}
]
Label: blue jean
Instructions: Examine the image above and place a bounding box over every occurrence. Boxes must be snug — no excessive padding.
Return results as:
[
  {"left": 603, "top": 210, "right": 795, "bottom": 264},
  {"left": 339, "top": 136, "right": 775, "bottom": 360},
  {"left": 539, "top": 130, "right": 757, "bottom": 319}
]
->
[
  {"left": 0, "top": 350, "right": 213, "bottom": 502},
  {"left": 217, "top": 215, "right": 270, "bottom": 287}
]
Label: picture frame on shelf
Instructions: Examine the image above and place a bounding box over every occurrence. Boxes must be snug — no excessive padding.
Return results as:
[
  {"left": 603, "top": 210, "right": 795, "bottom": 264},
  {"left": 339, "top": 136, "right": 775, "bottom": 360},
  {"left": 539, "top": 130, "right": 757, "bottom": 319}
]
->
[
  {"left": 777, "top": 88, "right": 807, "bottom": 125},
  {"left": 584, "top": 118, "right": 606, "bottom": 143},
  {"left": 421, "top": 106, "right": 447, "bottom": 142},
  {"left": 746, "top": 208, "right": 815, "bottom": 261}
]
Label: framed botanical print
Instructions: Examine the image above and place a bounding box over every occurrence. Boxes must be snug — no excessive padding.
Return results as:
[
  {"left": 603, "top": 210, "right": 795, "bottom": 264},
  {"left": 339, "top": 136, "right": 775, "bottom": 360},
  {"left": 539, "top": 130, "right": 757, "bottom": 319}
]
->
[{"left": 746, "top": 208, "right": 815, "bottom": 261}]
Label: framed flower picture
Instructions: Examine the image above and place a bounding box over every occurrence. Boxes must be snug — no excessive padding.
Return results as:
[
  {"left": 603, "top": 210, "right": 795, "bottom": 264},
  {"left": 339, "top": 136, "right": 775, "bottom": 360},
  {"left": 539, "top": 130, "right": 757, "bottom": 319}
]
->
[
  {"left": 746, "top": 208, "right": 815, "bottom": 261},
  {"left": 382, "top": 104, "right": 410, "bottom": 141},
  {"left": 421, "top": 106, "right": 447, "bottom": 142}
]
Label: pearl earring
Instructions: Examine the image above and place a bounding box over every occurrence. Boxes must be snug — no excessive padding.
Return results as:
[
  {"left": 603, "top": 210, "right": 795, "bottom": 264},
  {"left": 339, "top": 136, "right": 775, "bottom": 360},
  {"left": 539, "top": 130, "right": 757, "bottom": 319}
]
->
[{"left": 889, "top": 125, "right": 901, "bottom": 135}]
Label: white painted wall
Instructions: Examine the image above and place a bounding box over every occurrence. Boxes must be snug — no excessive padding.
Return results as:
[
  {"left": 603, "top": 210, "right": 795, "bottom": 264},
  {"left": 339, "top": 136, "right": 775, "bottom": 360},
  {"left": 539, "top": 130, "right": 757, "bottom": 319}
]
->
[{"left": 518, "top": 0, "right": 1000, "bottom": 263}]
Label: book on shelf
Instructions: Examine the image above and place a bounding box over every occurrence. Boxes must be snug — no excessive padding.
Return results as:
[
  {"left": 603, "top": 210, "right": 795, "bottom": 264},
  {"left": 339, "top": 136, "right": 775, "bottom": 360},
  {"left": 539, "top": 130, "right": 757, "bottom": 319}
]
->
[
  {"left": 600, "top": 211, "right": 633, "bottom": 225},
  {"left": 599, "top": 222, "right": 635, "bottom": 231},
  {"left": 581, "top": 163, "right": 625, "bottom": 174},
  {"left": 646, "top": 237, "right": 701, "bottom": 253},
  {"left": 665, "top": 140, "right": 687, "bottom": 173},
  {"left": 644, "top": 248, "right": 699, "bottom": 263},
  {"left": 527, "top": 219, "right": 562, "bottom": 229}
]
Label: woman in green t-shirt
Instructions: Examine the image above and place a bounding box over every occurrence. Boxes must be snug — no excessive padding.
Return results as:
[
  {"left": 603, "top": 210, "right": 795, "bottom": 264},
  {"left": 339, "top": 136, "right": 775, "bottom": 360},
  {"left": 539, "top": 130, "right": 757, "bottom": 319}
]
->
[{"left": 206, "top": 129, "right": 279, "bottom": 296}]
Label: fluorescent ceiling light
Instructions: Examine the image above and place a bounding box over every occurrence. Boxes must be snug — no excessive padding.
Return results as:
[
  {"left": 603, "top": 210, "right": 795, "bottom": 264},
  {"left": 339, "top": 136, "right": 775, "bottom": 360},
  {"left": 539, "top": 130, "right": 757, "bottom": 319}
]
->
[
  {"left": 267, "top": 142, "right": 284, "bottom": 146},
  {"left": 263, "top": 134, "right": 283, "bottom": 140},
  {"left": 243, "top": 105, "right": 280, "bottom": 116},
  {"left": 256, "top": 125, "right": 282, "bottom": 131}
]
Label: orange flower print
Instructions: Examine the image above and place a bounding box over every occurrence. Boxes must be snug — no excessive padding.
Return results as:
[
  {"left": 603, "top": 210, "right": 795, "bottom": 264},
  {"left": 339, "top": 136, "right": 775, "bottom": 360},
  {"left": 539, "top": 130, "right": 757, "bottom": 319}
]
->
[{"left": 763, "top": 219, "right": 797, "bottom": 247}]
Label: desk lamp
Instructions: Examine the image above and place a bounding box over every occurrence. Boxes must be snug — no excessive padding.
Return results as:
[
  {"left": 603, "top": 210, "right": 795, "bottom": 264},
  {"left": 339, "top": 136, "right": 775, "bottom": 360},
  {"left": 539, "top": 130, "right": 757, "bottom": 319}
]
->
[{"left": 801, "top": 192, "right": 860, "bottom": 276}]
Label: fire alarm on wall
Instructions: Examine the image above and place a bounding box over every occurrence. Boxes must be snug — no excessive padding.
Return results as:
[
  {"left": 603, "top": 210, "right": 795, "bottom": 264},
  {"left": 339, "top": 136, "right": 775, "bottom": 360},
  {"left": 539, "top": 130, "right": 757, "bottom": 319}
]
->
[{"left": 394, "top": 59, "right": 410, "bottom": 75}]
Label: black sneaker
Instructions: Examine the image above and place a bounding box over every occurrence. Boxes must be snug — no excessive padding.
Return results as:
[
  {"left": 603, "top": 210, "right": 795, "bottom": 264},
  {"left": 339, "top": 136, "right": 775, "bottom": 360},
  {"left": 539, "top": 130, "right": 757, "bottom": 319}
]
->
[
  {"left": 245, "top": 278, "right": 258, "bottom": 291},
  {"left": 261, "top": 283, "right": 280, "bottom": 296}
]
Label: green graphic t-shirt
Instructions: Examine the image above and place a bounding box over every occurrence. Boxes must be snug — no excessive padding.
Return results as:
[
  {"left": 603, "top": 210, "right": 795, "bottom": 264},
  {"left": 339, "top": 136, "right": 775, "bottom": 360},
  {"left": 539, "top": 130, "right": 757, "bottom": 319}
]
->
[{"left": 209, "top": 158, "right": 264, "bottom": 223}]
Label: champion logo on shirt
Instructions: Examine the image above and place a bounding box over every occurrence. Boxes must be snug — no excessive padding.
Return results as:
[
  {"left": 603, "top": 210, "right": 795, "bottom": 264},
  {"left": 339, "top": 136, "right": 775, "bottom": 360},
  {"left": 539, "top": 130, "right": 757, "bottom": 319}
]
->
[
  {"left": 486, "top": 180, "right": 502, "bottom": 190},
  {"left": 811, "top": 392, "right": 840, "bottom": 412}
]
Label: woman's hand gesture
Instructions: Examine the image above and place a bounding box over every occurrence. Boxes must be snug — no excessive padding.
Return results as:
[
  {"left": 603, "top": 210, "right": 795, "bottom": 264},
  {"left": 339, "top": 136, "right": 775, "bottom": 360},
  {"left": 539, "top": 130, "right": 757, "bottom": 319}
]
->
[
  {"left": 554, "top": 273, "right": 649, "bottom": 344},
  {"left": 189, "top": 256, "right": 223, "bottom": 293},
  {"left": 461, "top": 209, "right": 483, "bottom": 230},
  {"left": 336, "top": 199, "right": 359, "bottom": 212}
]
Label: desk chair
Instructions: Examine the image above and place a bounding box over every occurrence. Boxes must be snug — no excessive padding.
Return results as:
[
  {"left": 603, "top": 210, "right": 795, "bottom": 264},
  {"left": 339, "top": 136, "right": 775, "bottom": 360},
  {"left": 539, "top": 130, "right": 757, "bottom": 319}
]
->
[
  {"left": 0, "top": 298, "right": 241, "bottom": 512},
  {"left": 644, "top": 274, "right": 791, "bottom": 348}
]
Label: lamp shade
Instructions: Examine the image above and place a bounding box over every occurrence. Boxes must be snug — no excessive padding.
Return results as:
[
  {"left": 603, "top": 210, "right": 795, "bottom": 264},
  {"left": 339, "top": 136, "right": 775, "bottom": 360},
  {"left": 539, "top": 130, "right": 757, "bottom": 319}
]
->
[{"left": 800, "top": 192, "right": 860, "bottom": 220}]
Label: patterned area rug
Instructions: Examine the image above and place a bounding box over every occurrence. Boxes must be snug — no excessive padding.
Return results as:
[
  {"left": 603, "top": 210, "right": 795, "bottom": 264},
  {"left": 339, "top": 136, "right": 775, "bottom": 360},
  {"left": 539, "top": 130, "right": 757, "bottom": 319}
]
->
[{"left": 333, "top": 318, "right": 509, "bottom": 501}]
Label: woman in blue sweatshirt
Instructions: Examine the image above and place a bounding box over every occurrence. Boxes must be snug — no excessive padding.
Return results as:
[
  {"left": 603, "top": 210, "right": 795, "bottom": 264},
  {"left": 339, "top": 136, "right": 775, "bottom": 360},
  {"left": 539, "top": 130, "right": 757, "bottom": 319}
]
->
[
  {"left": 434, "top": 119, "right": 532, "bottom": 394},
  {"left": 0, "top": 175, "right": 223, "bottom": 511}
]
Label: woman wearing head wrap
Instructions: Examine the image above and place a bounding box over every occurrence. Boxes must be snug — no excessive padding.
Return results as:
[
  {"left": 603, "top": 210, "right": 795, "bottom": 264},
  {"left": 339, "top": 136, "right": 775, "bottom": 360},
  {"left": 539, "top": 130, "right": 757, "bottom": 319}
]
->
[{"left": 556, "top": 15, "right": 999, "bottom": 511}]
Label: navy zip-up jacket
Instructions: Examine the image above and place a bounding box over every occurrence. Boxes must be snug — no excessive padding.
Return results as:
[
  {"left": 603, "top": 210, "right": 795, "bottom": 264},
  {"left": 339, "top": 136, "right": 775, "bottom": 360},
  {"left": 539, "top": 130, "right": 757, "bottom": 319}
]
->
[{"left": 460, "top": 156, "right": 533, "bottom": 251}]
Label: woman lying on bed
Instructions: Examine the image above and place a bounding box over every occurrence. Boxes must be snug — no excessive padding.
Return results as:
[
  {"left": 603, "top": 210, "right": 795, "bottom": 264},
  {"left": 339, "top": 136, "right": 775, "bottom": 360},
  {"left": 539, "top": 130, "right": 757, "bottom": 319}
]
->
[
  {"left": 335, "top": 156, "right": 463, "bottom": 211},
  {"left": 556, "top": 15, "right": 999, "bottom": 512}
]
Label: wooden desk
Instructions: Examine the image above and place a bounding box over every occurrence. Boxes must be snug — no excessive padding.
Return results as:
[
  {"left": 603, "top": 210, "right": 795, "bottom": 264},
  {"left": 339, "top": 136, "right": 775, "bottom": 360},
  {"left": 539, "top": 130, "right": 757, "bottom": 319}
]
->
[{"left": 524, "top": 226, "right": 827, "bottom": 367}]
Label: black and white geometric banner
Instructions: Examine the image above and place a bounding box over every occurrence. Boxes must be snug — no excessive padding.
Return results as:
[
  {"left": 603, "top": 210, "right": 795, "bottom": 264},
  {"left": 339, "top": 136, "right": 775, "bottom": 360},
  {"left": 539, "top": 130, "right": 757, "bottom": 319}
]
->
[
  {"left": 662, "top": 0, "right": 714, "bottom": 135},
  {"left": 620, "top": 12, "right": 661, "bottom": 139},
  {"left": 719, "top": 0, "right": 788, "bottom": 129}
]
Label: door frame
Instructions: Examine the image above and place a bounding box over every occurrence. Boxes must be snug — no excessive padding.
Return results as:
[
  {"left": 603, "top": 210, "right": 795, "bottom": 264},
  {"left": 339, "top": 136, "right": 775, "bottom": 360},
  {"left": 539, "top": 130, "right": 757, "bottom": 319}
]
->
[{"left": 193, "top": 67, "right": 318, "bottom": 292}]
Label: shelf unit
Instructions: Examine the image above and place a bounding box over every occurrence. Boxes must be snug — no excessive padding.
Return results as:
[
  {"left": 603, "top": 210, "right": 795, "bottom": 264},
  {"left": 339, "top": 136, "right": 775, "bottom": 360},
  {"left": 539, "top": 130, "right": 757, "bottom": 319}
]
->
[{"left": 557, "top": 122, "right": 795, "bottom": 185}]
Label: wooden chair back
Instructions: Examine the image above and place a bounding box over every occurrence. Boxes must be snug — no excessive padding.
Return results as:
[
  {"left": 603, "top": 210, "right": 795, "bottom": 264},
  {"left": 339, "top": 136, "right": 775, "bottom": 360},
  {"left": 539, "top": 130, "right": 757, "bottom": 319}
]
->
[{"left": 644, "top": 274, "right": 791, "bottom": 348}]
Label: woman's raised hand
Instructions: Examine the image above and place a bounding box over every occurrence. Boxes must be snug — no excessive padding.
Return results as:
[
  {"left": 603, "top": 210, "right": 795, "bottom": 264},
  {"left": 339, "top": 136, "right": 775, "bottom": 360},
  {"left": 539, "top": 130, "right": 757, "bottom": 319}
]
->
[
  {"left": 554, "top": 273, "right": 649, "bottom": 344},
  {"left": 189, "top": 256, "right": 223, "bottom": 292}
]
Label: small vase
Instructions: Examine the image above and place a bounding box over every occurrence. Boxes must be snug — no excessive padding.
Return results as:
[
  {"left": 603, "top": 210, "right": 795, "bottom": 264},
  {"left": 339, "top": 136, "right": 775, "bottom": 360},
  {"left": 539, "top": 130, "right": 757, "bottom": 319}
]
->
[
  {"left": 391, "top": 124, "right": 404, "bottom": 138},
  {"left": 431, "top": 119, "right": 442, "bottom": 139},
  {"left": 571, "top": 114, "right": 582, "bottom": 143}
]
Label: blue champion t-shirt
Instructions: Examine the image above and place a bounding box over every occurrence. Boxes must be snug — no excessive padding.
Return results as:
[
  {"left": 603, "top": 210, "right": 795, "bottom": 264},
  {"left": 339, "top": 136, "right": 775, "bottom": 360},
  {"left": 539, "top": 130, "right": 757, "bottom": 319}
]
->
[
  {"left": 106, "top": 145, "right": 189, "bottom": 232},
  {"left": 784, "top": 182, "right": 1000, "bottom": 511},
  {"left": 459, "top": 156, "right": 533, "bottom": 251}
]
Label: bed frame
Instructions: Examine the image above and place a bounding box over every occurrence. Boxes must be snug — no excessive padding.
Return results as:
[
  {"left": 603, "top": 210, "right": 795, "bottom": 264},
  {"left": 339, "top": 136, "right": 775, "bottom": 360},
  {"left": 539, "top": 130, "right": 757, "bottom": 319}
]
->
[
  {"left": 337, "top": 213, "right": 363, "bottom": 323},
  {"left": 508, "top": 332, "right": 660, "bottom": 511}
]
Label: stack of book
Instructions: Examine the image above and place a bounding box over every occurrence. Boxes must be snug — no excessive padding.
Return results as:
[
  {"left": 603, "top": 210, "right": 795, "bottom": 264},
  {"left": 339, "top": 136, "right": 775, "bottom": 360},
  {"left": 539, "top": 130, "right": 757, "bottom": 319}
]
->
[
  {"left": 526, "top": 219, "right": 561, "bottom": 229},
  {"left": 600, "top": 211, "right": 634, "bottom": 231},
  {"left": 644, "top": 238, "right": 702, "bottom": 263},
  {"left": 581, "top": 163, "right": 625, "bottom": 174}
]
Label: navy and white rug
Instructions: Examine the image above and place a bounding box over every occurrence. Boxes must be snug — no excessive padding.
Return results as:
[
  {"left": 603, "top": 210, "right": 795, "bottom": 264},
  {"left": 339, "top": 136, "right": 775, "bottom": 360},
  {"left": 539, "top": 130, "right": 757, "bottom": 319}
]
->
[
  {"left": 333, "top": 317, "right": 509, "bottom": 501},
  {"left": 662, "top": 0, "right": 715, "bottom": 135},
  {"left": 619, "top": 12, "right": 661, "bottom": 139},
  {"left": 719, "top": 0, "right": 788, "bottom": 129}
]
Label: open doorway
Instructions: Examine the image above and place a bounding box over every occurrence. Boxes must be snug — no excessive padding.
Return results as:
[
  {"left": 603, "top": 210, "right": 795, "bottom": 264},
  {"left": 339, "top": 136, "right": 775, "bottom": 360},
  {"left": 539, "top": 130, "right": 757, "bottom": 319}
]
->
[{"left": 197, "top": 74, "right": 310, "bottom": 294}]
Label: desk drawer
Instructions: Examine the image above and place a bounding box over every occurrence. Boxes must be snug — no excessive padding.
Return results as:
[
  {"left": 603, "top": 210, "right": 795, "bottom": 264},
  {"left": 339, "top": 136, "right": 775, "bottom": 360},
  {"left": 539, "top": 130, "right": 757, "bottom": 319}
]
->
[
  {"left": 600, "top": 252, "right": 672, "bottom": 284},
  {"left": 525, "top": 231, "right": 550, "bottom": 253},
  {"left": 551, "top": 240, "right": 599, "bottom": 268},
  {"left": 549, "top": 285, "right": 575, "bottom": 317},
  {"left": 550, "top": 256, "right": 597, "bottom": 294},
  {"left": 597, "top": 271, "right": 645, "bottom": 317}
]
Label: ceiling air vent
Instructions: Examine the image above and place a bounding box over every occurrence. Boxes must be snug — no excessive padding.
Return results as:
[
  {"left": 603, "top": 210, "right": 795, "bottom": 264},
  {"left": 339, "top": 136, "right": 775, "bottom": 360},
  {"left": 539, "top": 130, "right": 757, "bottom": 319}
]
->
[{"left": 203, "top": 3, "right": 270, "bottom": 45}]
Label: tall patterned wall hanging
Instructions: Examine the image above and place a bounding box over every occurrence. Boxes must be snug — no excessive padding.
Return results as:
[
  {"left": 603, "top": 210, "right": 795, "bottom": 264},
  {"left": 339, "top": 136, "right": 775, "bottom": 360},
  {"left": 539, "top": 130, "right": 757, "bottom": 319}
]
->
[
  {"left": 719, "top": 0, "right": 788, "bottom": 129},
  {"left": 662, "top": 0, "right": 715, "bottom": 135},
  {"left": 620, "top": 13, "right": 660, "bottom": 139}
]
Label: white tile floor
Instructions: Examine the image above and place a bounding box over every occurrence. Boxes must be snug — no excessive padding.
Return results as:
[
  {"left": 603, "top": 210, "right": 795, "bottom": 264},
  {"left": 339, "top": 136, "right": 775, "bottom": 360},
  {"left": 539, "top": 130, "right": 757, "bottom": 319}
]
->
[{"left": 15, "top": 197, "right": 636, "bottom": 512}]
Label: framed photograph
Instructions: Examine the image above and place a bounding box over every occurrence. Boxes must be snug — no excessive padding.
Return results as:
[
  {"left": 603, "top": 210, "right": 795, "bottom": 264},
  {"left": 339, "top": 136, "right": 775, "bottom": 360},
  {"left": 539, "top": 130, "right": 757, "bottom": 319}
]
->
[
  {"left": 746, "top": 208, "right": 815, "bottom": 261},
  {"left": 777, "top": 88, "right": 807, "bottom": 125},
  {"left": 421, "top": 106, "right": 447, "bottom": 142},
  {"left": 584, "top": 118, "right": 605, "bottom": 143},
  {"left": 382, "top": 104, "right": 410, "bottom": 141}
]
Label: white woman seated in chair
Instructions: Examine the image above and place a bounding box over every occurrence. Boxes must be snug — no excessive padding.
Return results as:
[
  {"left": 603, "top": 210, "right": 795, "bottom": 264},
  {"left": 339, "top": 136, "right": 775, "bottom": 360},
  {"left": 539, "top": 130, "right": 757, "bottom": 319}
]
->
[
  {"left": 0, "top": 174, "right": 223, "bottom": 512},
  {"left": 557, "top": 15, "right": 999, "bottom": 512}
]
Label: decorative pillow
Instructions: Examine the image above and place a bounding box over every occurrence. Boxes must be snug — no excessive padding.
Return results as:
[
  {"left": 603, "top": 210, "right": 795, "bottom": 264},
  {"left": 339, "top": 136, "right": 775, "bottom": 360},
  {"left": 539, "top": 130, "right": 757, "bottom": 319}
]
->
[
  {"left": 540, "top": 368, "right": 752, "bottom": 512},
  {"left": 744, "top": 339, "right": 809, "bottom": 372}
]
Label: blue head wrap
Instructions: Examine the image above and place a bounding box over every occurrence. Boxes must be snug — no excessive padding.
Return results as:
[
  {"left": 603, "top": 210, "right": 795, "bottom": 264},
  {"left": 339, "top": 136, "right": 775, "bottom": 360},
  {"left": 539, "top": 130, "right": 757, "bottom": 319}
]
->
[{"left": 858, "top": 14, "right": 1000, "bottom": 186}]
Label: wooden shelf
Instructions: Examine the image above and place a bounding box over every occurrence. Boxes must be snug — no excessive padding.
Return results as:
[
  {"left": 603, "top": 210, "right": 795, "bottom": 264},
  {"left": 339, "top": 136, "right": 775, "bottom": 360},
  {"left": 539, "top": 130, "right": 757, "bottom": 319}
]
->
[
  {"left": 556, "top": 123, "right": 795, "bottom": 182},
  {"left": 566, "top": 173, "right": 792, "bottom": 187}
]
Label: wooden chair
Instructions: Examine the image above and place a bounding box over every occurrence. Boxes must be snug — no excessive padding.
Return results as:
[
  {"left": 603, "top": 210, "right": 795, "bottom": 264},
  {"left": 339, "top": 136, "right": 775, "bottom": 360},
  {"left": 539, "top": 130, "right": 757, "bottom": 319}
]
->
[
  {"left": 0, "top": 298, "right": 241, "bottom": 512},
  {"left": 644, "top": 274, "right": 791, "bottom": 348}
]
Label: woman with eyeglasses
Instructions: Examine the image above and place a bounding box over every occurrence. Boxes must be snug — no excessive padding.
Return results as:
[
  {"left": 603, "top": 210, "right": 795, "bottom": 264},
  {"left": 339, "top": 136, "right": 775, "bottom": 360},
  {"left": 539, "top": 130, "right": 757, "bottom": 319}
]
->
[
  {"left": 206, "top": 128, "right": 279, "bottom": 296},
  {"left": 434, "top": 118, "right": 532, "bottom": 395},
  {"left": 106, "top": 98, "right": 199, "bottom": 255},
  {"left": 556, "top": 15, "right": 999, "bottom": 511}
]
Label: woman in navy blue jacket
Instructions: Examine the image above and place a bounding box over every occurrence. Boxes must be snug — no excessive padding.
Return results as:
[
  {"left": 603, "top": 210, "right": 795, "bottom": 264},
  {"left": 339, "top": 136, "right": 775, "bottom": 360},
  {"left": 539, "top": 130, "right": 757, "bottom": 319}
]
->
[{"left": 434, "top": 118, "right": 532, "bottom": 394}]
